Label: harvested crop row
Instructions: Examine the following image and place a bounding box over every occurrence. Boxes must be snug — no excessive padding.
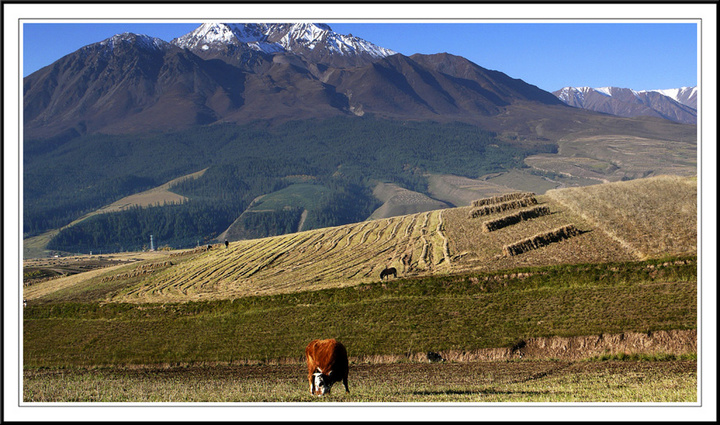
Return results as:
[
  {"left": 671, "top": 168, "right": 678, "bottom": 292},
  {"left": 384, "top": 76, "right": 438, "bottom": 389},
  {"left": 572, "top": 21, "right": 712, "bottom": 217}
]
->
[
  {"left": 469, "top": 197, "right": 538, "bottom": 218},
  {"left": 306, "top": 236, "right": 397, "bottom": 281},
  {"left": 483, "top": 206, "right": 552, "bottom": 232},
  {"left": 360, "top": 222, "right": 380, "bottom": 244},
  {"left": 345, "top": 221, "right": 371, "bottom": 248},
  {"left": 436, "top": 211, "right": 451, "bottom": 266},
  {"left": 502, "top": 225, "right": 580, "bottom": 257},
  {"left": 416, "top": 212, "right": 433, "bottom": 270},
  {"left": 471, "top": 192, "right": 535, "bottom": 207}
]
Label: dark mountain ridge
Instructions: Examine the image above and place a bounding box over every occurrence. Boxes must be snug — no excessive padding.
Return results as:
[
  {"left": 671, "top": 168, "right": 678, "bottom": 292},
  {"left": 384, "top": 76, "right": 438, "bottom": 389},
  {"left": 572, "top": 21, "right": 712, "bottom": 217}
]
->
[{"left": 24, "top": 25, "right": 566, "bottom": 140}]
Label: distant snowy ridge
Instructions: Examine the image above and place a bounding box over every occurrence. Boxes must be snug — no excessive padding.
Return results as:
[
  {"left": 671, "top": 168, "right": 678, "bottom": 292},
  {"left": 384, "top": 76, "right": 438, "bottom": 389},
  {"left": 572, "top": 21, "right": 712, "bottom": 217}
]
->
[
  {"left": 642, "top": 86, "right": 697, "bottom": 109},
  {"left": 553, "top": 85, "right": 697, "bottom": 124},
  {"left": 557, "top": 86, "right": 697, "bottom": 109}
]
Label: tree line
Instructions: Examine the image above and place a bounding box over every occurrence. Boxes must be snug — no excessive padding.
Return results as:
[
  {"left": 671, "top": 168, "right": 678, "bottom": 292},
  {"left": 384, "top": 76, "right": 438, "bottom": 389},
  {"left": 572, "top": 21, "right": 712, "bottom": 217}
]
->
[{"left": 26, "top": 115, "right": 557, "bottom": 251}]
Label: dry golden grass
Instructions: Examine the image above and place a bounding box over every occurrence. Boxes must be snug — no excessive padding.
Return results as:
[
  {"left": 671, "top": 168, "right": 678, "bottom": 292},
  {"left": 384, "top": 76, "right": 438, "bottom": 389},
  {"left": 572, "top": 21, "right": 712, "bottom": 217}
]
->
[
  {"left": 23, "top": 251, "right": 172, "bottom": 301},
  {"left": 368, "top": 182, "right": 449, "bottom": 219},
  {"left": 442, "top": 197, "right": 635, "bottom": 274},
  {"left": 107, "top": 210, "right": 454, "bottom": 303},
  {"left": 91, "top": 168, "right": 207, "bottom": 215},
  {"left": 546, "top": 175, "right": 697, "bottom": 259}
]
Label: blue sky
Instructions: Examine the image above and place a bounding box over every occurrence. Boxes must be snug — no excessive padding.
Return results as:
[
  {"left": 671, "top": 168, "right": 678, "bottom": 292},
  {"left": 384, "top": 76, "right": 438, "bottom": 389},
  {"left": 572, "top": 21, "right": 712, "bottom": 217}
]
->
[{"left": 22, "top": 22, "right": 697, "bottom": 92}]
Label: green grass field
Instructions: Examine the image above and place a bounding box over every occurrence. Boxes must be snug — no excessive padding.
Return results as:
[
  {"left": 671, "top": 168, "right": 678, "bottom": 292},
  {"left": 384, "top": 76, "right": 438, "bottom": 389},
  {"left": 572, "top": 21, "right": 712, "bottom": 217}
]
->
[
  {"left": 23, "top": 257, "right": 696, "bottom": 368},
  {"left": 249, "top": 183, "right": 330, "bottom": 212}
]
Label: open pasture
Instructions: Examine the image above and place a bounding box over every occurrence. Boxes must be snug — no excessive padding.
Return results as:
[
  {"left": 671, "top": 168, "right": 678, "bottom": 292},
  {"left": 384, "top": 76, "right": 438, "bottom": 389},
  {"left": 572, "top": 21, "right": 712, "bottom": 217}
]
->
[
  {"left": 23, "top": 258, "right": 697, "bottom": 368},
  {"left": 21, "top": 176, "right": 699, "bottom": 404}
]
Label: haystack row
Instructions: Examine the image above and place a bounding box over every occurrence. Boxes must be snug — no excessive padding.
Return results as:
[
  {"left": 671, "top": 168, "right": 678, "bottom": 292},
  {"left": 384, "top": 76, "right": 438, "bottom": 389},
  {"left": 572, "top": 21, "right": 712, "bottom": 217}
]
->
[
  {"left": 483, "top": 206, "right": 551, "bottom": 232},
  {"left": 502, "top": 225, "right": 580, "bottom": 256},
  {"left": 469, "top": 197, "right": 538, "bottom": 219},
  {"left": 471, "top": 192, "right": 535, "bottom": 207}
]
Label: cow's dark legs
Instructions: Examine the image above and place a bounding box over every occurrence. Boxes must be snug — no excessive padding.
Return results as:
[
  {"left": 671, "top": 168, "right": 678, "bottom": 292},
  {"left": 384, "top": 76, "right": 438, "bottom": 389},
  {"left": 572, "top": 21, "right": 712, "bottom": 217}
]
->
[{"left": 343, "top": 376, "right": 349, "bottom": 393}]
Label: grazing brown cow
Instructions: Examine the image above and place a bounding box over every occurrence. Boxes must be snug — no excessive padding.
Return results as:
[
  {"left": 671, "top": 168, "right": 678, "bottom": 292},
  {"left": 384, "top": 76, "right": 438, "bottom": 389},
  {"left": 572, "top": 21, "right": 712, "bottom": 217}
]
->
[{"left": 305, "top": 338, "right": 349, "bottom": 396}]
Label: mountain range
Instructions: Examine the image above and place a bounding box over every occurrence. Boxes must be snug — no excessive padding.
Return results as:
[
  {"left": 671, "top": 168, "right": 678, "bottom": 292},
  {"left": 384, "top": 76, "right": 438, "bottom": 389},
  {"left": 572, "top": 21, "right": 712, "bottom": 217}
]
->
[
  {"left": 553, "top": 86, "right": 697, "bottom": 124},
  {"left": 22, "top": 23, "right": 697, "bottom": 256},
  {"left": 23, "top": 22, "right": 568, "bottom": 140}
]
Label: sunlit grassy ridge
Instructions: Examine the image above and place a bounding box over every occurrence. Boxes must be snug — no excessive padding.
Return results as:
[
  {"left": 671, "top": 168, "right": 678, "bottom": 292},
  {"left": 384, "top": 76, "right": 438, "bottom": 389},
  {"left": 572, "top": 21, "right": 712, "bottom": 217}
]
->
[
  {"left": 24, "top": 175, "right": 696, "bottom": 305},
  {"left": 546, "top": 175, "right": 697, "bottom": 259}
]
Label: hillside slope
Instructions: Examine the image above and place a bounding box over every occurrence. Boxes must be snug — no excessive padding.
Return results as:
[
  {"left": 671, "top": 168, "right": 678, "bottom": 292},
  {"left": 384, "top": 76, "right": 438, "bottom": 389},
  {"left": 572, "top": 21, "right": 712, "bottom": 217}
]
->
[{"left": 24, "top": 175, "right": 696, "bottom": 304}]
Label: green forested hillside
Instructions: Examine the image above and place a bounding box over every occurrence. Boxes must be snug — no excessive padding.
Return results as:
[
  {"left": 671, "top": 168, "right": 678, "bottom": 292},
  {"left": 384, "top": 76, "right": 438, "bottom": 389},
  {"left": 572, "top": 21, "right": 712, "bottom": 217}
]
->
[{"left": 26, "top": 116, "right": 556, "bottom": 252}]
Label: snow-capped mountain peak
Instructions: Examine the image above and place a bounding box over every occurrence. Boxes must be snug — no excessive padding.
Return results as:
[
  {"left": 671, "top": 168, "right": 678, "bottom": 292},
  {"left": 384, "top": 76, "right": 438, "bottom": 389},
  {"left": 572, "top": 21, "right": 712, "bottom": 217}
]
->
[
  {"left": 171, "top": 23, "right": 282, "bottom": 53},
  {"left": 270, "top": 23, "right": 395, "bottom": 58},
  {"left": 96, "top": 32, "right": 170, "bottom": 52},
  {"left": 556, "top": 86, "right": 594, "bottom": 103},
  {"left": 172, "top": 22, "right": 396, "bottom": 61}
]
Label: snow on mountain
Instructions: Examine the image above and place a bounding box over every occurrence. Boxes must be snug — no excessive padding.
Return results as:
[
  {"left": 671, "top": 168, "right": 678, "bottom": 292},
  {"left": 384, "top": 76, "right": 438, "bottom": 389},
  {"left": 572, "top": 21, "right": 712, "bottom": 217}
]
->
[
  {"left": 641, "top": 86, "right": 697, "bottom": 109},
  {"left": 553, "top": 86, "right": 697, "bottom": 124},
  {"left": 556, "top": 86, "right": 592, "bottom": 103},
  {"left": 595, "top": 86, "right": 614, "bottom": 97},
  {"left": 558, "top": 86, "right": 697, "bottom": 109},
  {"left": 274, "top": 23, "right": 395, "bottom": 58},
  {"left": 96, "top": 32, "right": 171, "bottom": 52},
  {"left": 171, "top": 23, "right": 282, "bottom": 53},
  {"left": 172, "top": 22, "right": 396, "bottom": 59}
]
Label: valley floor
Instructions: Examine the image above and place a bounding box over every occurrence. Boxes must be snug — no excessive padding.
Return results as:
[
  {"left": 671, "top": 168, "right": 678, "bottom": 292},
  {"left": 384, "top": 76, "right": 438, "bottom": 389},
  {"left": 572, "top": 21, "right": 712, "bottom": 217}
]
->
[{"left": 23, "top": 359, "right": 696, "bottom": 403}]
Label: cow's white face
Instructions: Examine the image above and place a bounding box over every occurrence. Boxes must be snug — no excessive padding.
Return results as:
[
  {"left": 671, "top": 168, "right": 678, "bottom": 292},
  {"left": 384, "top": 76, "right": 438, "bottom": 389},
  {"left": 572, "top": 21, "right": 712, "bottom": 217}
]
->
[{"left": 313, "top": 372, "right": 332, "bottom": 396}]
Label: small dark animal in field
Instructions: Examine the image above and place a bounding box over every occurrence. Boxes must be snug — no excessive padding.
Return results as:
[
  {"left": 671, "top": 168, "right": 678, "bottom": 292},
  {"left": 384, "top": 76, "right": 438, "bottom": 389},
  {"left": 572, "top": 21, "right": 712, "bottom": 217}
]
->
[
  {"left": 225, "top": 240, "right": 229, "bottom": 248},
  {"left": 380, "top": 267, "right": 397, "bottom": 280},
  {"left": 207, "top": 244, "right": 212, "bottom": 251},
  {"left": 305, "top": 338, "right": 350, "bottom": 396},
  {"left": 426, "top": 351, "right": 445, "bottom": 363}
]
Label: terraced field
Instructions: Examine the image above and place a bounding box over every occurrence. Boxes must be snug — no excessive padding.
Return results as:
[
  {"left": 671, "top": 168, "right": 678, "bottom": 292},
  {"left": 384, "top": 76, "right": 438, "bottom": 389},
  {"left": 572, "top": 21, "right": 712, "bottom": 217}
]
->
[{"left": 24, "top": 175, "right": 696, "bottom": 305}]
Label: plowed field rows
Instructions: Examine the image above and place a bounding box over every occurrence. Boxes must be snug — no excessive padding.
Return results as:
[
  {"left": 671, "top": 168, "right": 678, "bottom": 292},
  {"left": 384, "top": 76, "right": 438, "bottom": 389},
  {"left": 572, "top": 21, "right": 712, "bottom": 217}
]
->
[{"left": 113, "top": 211, "right": 453, "bottom": 303}]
